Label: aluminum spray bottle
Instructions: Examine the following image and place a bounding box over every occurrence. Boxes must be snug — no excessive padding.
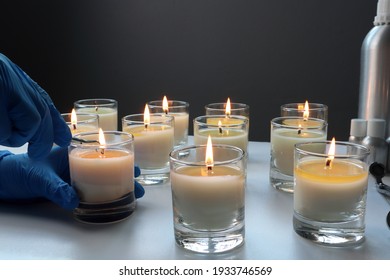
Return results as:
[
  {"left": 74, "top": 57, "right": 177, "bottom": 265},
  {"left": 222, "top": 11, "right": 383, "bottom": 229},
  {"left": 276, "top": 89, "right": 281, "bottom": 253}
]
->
[{"left": 358, "top": 0, "right": 390, "bottom": 171}]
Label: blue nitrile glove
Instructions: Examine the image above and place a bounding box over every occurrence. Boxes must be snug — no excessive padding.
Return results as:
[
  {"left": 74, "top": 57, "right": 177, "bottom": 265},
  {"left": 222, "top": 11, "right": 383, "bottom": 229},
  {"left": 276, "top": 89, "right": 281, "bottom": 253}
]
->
[
  {"left": 0, "top": 53, "right": 71, "bottom": 160},
  {"left": 0, "top": 147, "right": 145, "bottom": 210}
]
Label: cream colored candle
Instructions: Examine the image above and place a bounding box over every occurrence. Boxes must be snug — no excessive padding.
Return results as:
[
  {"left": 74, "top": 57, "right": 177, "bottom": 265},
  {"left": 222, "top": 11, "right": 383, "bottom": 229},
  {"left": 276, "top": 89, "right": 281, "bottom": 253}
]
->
[
  {"left": 76, "top": 107, "right": 117, "bottom": 131},
  {"left": 148, "top": 97, "right": 189, "bottom": 147},
  {"left": 62, "top": 110, "right": 99, "bottom": 135},
  {"left": 171, "top": 165, "right": 245, "bottom": 230},
  {"left": 294, "top": 159, "right": 368, "bottom": 221},
  {"left": 170, "top": 112, "right": 189, "bottom": 146},
  {"left": 69, "top": 149, "right": 134, "bottom": 203},
  {"left": 123, "top": 125, "right": 174, "bottom": 169},
  {"left": 194, "top": 128, "right": 248, "bottom": 153},
  {"left": 194, "top": 115, "right": 249, "bottom": 154},
  {"left": 271, "top": 128, "right": 326, "bottom": 175}
]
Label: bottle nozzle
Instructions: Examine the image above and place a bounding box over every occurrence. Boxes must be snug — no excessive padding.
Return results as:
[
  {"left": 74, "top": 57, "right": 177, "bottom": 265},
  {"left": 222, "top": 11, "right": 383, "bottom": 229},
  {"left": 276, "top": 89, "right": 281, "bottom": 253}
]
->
[{"left": 375, "top": 0, "right": 390, "bottom": 25}]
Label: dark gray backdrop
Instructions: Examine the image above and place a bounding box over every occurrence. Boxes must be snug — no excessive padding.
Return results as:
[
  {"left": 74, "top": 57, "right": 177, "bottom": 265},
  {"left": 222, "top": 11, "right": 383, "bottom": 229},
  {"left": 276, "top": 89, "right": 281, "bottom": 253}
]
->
[{"left": 0, "top": 0, "right": 376, "bottom": 141}]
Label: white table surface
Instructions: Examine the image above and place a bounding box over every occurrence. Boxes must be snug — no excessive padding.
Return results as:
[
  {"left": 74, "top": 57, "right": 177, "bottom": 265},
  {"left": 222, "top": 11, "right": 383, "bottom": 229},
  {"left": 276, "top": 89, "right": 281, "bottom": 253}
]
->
[{"left": 1, "top": 139, "right": 390, "bottom": 260}]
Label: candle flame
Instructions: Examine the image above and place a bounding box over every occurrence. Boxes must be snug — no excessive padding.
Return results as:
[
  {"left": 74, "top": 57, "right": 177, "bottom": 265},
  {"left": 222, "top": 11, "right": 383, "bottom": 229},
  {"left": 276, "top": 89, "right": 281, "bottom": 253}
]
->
[
  {"left": 226, "top": 97, "right": 231, "bottom": 117},
  {"left": 98, "top": 128, "right": 106, "bottom": 146},
  {"left": 205, "top": 135, "right": 214, "bottom": 170},
  {"left": 144, "top": 104, "right": 150, "bottom": 128},
  {"left": 326, "top": 137, "right": 336, "bottom": 168},
  {"left": 163, "top": 95, "right": 169, "bottom": 114},
  {"left": 71, "top": 109, "right": 77, "bottom": 130},
  {"left": 303, "top": 100, "right": 309, "bottom": 121},
  {"left": 98, "top": 128, "right": 106, "bottom": 155}
]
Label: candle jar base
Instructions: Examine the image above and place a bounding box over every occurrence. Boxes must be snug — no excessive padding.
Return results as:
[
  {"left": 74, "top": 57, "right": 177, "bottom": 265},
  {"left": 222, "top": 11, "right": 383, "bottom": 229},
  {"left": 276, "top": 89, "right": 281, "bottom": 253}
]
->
[
  {"left": 174, "top": 217, "right": 245, "bottom": 254},
  {"left": 136, "top": 167, "right": 170, "bottom": 185},
  {"left": 293, "top": 212, "right": 365, "bottom": 247},
  {"left": 269, "top": 161, "right": 294, "bottom": 193},
  {"left": 73, "top": 192, "right": 136, "bottom": 224}
]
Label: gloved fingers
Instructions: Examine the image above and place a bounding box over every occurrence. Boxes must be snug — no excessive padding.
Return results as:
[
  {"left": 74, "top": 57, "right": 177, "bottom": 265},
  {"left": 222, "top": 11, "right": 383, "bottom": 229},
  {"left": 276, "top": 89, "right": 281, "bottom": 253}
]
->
[
  {"left": 46, "top": 146, "right": 70, "bottom": 184},
  {"left": 27, "top": 107, "right": 54, "bottom": 160},
  {"left": 2, "top": 97, "right": 41, "bottom": 147},
  {"left": 34, "top": 83, "right": 71, "bottom": 148},
  {"left": 0, "top": 94, "right": 11, "bottom": 143},
  {"left": 26, "top": 164, "right": 79, "bottom": 210},
  {"left": 134, "top": 165, "right": 141, "bottom": 177},
  {"left": 134, "top": 180, "right": 145, "bottom": 199},
  {"left": 43, "top": 176, "right": 80, "bottom": 210},
  {"left": 50, "top": 103, "right": 72, "bottom": 147}
]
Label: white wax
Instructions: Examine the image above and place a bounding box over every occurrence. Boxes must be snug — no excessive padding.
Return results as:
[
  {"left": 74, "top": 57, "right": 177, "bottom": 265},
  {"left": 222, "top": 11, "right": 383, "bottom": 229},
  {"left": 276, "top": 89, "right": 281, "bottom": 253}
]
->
[
  {"left": 76, "top": 107, "right": 117, "bottom": 131},
  {"left": 194, "top": 129, "right": 248, "bottom": 154},
  {"left": 68, "top": 124, "right": 98, "bottom": 135},
  {"left": 170, "top": 113, "right": 189, "bottom": 146},
  {"left": 294, "top": 159, "right": 368, "bottom": 221},
  {"left": 123, "top": 125, "right": 174, "bottom": 169},
  {"left": 171, "top": 165, "right": 245, "bottom": 230},
  {"left": 69, "top": 149, "right": 134, "bottom": 203},
  {"left": 270, "top": 128, "right": 326, "bottom": 175}
]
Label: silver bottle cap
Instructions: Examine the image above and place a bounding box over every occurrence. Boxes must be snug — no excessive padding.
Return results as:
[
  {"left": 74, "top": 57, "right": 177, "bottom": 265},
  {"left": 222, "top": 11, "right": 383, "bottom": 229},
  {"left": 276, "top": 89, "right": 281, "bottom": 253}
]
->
[
  {"left": 350, "top": 118, "right": 367, "bottom": 137},
  {"left": 367, "top": 118, "right": 386, "bottom": 138}
]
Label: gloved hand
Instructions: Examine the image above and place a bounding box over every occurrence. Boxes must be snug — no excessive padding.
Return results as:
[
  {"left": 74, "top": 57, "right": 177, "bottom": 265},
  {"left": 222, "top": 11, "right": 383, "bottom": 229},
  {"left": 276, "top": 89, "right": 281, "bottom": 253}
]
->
[
  {"left": 0, "top": 147, "right": 145, "bottom": 210},
  {"left": 0, "top": 53, "right": 71, "bottom": 160}
]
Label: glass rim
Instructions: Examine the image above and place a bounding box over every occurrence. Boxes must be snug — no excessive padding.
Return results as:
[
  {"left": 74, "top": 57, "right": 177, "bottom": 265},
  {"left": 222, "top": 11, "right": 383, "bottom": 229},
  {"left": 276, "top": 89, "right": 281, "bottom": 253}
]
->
[
  {"left": 169, "top": 144, "right": 245, "bottom": 166},
  {"left": 194, "top": 115, "right": 249, "bottom": 127},
  {"left": 205, "top": 102, "right": 249, "bottom": 108},
  {"left": 61, "top": 112, "right": 99, "bottom": 125},
  {"left": 122, "top": 113, "right": 174, "bottom": 125},
  {"left": 271, "top": 116, "right": 327, "bottom": 129},
  {"left": 294, "top": 140, "right": 370, "bottom": 159},
  {"left": 71, "top": 131, "right": 134, "bottom": 148},
  {"left": 147, "top": 100, "right": 189, "bottom": 108},
  {"left": 74, "top": 98, "right": 118, "bottom": 107},
  {"left": 281, "top": 102, "right": 328, "bottom": 111}
]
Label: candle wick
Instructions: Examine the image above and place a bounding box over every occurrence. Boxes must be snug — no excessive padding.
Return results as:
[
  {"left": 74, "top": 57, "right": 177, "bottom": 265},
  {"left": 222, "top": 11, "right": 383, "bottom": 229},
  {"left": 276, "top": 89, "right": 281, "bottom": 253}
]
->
[
  {"left": 100, "top": 148, "right": 105, "bottom": 155},
  {"left": 95, "top": 106, "right": 99, "bottom": 112},
  {"left": 164, "top": 109, "right": 168, "bottom": 115},
  {"left": 219, "top": 127, "right": 223, "bottom": 135},
  {"left": 72, "top": 124, "right": 77, "bottom": 130},
  {"left": 325, "top": 159, "right": 332, "bottom": 168},
  {"left": 297, "top": 129, "right": 301, "bottom": 135},
  {"left": 144, "top": 124, "right": 148, "bottom": 129}
]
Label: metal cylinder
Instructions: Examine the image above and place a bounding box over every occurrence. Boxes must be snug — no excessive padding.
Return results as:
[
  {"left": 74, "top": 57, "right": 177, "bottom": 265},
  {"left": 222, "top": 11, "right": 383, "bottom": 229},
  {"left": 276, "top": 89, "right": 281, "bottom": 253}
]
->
[{"left": 358, "top": 25, "right": 390, "bottom": 137}]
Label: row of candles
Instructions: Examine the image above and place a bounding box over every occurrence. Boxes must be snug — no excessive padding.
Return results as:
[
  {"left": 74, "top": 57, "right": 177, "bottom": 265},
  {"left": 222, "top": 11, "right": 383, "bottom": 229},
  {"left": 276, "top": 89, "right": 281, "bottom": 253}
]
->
[{"left": 64, "top": 97, "right": 370, "bottom": 251}]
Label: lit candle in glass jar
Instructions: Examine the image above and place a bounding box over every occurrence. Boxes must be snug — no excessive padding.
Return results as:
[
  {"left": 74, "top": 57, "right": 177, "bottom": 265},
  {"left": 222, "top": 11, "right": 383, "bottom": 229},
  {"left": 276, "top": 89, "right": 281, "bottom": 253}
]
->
[
  {"left": 122, "top": 104, "right": 174, "bottom": 185},
  {"left": 194, "top": 115, "right": 249, "bottom": 154},
  {"left": 74, "top": 98, "right": 118, "bottom": 131},
  {"left": 169, "top": 136, "right": 246, "bottom": 253},
  {"left": 61, "top": 109, "right": 99, "bottom": 135},
  {"left": 148, "top": 96, "right": 189, "bottom": 148},
  {"left": 68, "top": 129, "right": 136, "bottom": 224},
  {"left": 293, "top": 138, "right": 370, "bottom": 246}
]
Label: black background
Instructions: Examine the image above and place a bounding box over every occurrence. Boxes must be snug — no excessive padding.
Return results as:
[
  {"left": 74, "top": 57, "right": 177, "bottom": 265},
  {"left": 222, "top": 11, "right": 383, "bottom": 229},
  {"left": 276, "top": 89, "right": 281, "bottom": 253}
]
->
[{"left": 0, "top": 0, "right": 376, "bottom": 141}]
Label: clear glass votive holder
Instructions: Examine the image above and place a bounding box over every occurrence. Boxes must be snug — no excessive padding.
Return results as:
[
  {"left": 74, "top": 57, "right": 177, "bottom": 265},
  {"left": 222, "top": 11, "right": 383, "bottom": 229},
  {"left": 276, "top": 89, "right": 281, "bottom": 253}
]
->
[
  {"left": 270, "top": 117, "right": 327, "bottom": 193},
  {"left": 205, "top": 102, "right": 249, "bottom": 118},
  {"left": 74, "top": 98, "right": 118, "bottom": 131},
  {"left": 193, "top": 115, "right": 249, "bottom": 155},
  {"left": 148, "top": 100, "right": 189, "bottom": 148},
  {"left": 293, "top": 141, "right": 370, "bottom": 246},
  {"left": 61, "top": 112, "right": 99, "bottom": 135},
  {"left": 281, "top": 102, "right": 328, "bottom": 122},
  {"left": 69, "top": 131, "right": 135, "bottom": 224},
  {"left": 169, "top": 144, "right": 246, "bottom": 253},
  {"left": 122, "top": 114, "right": 174, "bottom": 185}
]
